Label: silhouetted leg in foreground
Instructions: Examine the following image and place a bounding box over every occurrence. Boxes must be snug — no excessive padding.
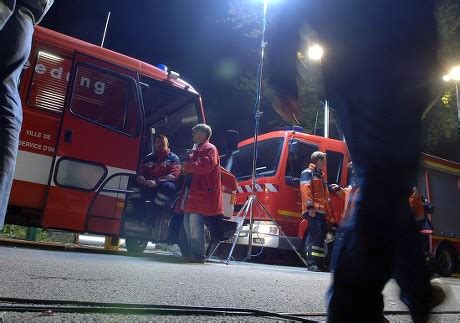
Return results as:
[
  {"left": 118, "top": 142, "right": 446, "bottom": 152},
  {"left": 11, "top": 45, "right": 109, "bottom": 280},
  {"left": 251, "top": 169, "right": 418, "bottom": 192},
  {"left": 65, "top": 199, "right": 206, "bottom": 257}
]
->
[{"left": 316, "top": 1, "right": 439, "bottom": 321}]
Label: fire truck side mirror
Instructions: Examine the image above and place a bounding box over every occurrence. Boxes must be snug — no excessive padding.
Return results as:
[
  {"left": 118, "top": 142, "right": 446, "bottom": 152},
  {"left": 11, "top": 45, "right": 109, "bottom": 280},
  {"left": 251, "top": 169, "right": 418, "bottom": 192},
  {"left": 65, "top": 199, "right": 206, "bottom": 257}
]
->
[{"left": 225, "top": 130, "right": 239, "bottom": 153}]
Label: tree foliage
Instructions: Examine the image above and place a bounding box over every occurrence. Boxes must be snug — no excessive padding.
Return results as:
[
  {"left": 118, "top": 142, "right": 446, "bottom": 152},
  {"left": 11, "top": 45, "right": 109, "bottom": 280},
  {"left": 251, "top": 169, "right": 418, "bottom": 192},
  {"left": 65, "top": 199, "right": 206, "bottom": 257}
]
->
[
  {"left": 421, "top": 0, "right": 460, "bottom": 161},
  {"left": 225, "top": 1, "right": 330, "bottom": 136},
  {"left": 225, "top": 0, "right": 459, "bottom": 158}
]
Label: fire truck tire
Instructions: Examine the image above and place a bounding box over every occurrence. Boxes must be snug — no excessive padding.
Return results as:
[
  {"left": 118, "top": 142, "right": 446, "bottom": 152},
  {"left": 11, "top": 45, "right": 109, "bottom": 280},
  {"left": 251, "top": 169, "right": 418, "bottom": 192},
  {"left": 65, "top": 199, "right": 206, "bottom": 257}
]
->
[
  {"left": 435, "top": 242, "right": 457, "bottom": 277},
  {"left": 178, "top": 220, "right": 211, "bottom": 258},
  {"left": 125, "top": 238, "right": 148, "bottom": 255}
]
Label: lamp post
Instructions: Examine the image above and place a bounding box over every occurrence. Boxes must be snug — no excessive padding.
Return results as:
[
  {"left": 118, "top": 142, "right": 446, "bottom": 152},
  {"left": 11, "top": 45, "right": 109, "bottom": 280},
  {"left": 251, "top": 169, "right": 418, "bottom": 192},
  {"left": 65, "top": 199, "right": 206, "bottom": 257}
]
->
[
  {"left": 298, "top": 44, "right": 329, "bottom": 137},
  {"left": 443, "top": 65, "right": 460, "bottom": 133},
  {"left": 306, "top": 44, "right": 328, "bottom": 137}
]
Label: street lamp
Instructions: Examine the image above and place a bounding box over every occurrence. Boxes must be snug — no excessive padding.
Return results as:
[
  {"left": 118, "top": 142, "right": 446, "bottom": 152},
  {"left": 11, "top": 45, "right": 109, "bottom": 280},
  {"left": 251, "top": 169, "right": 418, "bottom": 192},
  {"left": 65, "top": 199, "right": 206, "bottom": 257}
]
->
[
  {"left": 307, "top": 44, "right": 324, "bottom": 61},
  {"left": 298, "top": 44, "right": 333, "bottom": 138},
  {"left": 450, "top": 66, "right": 460, "bottom": 81},
  {"left": 224, "top": 0, "right": 308, "bottom": 266},
  {"left": 442, "top": 74, "right": 451, "bottom": 82},
  {"left": 443, "top": 65, "right": 460, "bottom": 133}
]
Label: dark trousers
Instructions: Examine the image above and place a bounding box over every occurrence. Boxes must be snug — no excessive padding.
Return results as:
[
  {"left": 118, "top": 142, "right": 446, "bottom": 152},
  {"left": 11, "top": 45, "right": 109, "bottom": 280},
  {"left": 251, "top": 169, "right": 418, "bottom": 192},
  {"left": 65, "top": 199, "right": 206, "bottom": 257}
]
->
[
  {"left": 416, "top": 218, "right": 432, "bottom": 259},
  {"left": 305, "top": 212, "right": 326, "bottom": 268},
  {"left": 0, "top": 7, "right": 33, "bottom": 230},
  {"left": 182, "top": 212, "right": 205, "bottom": 261},
  {"left": 318, "top": 1, "right": 437, "bottom": 321},
  {"left": 327, "top": 179, "right": 432, "bottom": 322},
  {"left": 141, "top": 181, "right": 177, "bottom": 207},
  {"left": 182, "top": 214, "right": 223, "bottom": 260}
]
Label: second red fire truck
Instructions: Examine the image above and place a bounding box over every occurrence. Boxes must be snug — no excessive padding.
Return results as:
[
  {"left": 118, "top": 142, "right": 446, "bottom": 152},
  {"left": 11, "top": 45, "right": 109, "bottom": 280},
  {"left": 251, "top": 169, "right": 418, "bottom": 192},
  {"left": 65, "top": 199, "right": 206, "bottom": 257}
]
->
[{"left": 225, "top": 129, "right": 459, "bottom": 276}]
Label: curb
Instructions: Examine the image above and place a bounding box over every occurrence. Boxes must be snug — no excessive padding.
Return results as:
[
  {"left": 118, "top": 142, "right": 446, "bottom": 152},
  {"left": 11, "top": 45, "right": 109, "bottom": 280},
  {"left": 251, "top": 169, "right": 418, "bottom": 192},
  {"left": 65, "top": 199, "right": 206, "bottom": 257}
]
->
[{"left": 0, "top": 237, "right": 124, "bottom": 255}]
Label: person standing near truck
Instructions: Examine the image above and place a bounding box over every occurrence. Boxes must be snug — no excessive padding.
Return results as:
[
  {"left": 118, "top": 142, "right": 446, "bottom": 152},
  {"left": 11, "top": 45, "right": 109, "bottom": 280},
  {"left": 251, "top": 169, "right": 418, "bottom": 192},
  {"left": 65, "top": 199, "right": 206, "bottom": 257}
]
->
[
  {"left": 178, "top": 124, "right": 222, "bottom": 263},
  {"left": 409, "top": 185, "right": 433, "bottom": 263},
  {"left": 300, "top": 151, "right": 331, "bottom": 272}
]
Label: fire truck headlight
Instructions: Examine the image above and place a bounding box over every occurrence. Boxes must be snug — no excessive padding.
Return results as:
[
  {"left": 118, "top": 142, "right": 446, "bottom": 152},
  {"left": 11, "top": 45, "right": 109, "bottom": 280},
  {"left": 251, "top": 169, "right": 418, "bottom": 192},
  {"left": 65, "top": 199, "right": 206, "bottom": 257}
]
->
[{"left": 254, "top": 222, "right": 279, "bottom": 235}]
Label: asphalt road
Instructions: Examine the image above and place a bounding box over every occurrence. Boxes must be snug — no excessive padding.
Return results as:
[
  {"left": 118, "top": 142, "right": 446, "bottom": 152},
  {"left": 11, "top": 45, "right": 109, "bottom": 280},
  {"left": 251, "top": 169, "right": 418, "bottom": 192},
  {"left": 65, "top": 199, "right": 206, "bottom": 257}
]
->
[{"left": 0, "top": 245, "right": 459, "bottom": 322}]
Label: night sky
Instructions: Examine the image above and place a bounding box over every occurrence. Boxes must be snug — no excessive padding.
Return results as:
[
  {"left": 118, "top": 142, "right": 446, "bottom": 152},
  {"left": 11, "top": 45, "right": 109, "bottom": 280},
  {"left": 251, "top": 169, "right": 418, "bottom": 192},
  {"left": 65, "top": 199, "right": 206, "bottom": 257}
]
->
[
  {"left": 39, "top": 0, "right": 293, "bottom": 150},
  {"left": 39, "top": 1, "right": 458, "bottom": 161}
]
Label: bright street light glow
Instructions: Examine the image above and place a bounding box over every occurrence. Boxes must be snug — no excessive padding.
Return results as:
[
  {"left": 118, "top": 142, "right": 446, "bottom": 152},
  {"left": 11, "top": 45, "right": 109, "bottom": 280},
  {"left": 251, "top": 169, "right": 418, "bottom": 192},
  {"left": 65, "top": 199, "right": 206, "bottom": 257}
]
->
[
  {"left": 450, "top": 66, "right": 460, "bottom": 81},
  {"left": 251, "top": 0, "right": 283, "bottom": 4},
  {"left": 443, "top": 74, "right": 451, "bottom": 82},
  {"left": 308, "top": 44, "right": 324, "bottom": 61},
  {"left": 263, "top": 0, "right": 269, "bottom": 15}
]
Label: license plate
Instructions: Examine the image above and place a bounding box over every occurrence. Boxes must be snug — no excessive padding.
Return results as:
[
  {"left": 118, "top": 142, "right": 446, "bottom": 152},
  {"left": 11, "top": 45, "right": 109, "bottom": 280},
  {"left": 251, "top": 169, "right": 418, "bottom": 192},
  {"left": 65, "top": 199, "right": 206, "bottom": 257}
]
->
[{"left": 253, "top": 238, "right": 265, "bottom": 244}]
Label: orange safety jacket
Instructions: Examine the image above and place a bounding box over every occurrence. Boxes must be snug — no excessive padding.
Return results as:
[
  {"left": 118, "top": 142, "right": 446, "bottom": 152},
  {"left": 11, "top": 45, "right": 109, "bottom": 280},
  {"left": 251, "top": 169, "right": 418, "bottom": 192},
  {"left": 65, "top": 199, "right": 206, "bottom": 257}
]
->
[
  {"left": 333, "top": 185, "right": 353, "bottom": 222},
  {"left": 409, "top": 189, "right": 425, "bottom": 221},
  {"left": 300, "top": 163, "right": 332, "bottom": 216}
]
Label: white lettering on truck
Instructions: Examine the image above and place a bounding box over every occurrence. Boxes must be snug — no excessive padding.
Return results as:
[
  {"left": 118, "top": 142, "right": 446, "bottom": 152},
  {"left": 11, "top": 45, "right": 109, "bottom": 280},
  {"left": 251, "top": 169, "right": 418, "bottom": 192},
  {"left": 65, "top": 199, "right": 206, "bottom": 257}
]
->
[{"left": 24, "top": 60, "right": 105, "bottom": 95}]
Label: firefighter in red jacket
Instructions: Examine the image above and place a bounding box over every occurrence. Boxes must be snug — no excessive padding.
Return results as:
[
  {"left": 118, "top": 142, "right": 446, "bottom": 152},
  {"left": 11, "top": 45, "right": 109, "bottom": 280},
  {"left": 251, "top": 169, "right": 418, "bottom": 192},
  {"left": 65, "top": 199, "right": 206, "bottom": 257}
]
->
[
  {"left": 300, "top": 151, "right": 331, "bottom": 272},
  {"left": 178, "top": 123, "right": 222, "bottom": 263},
  {"left": 137, "top": 134, "right": 181, "bottom": 213}
]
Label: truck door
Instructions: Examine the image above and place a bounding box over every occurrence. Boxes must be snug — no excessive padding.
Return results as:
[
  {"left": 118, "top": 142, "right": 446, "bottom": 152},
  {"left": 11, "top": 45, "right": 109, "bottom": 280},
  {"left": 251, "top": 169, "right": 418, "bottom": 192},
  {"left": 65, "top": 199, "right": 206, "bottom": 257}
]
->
[
  {"left": 280, "top": 139, "right": 319, "bottom": 236},
  {"left": 325, "top": 149, "right": 348, "bottom": 224},
  {"left": 42, "top": 53, "right": 142, "bottom": 232}
]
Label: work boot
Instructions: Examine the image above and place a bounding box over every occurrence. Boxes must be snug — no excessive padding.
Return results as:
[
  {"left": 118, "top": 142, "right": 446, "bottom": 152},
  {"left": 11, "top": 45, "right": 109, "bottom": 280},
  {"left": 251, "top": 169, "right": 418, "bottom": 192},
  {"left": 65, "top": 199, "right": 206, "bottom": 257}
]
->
[
  {"left": 429, "top": 278, "right": 450, "bottom": 310},
  {"left": 412, "top": 278, "right": 451, "bottom": 323}
]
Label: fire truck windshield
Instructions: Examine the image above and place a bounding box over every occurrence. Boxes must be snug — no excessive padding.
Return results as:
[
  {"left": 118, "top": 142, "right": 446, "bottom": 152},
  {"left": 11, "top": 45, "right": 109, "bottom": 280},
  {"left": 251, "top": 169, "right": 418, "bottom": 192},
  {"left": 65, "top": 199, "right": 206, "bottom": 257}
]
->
[{"left": 225, "top": 137, "right": 284, "bottom": 181}]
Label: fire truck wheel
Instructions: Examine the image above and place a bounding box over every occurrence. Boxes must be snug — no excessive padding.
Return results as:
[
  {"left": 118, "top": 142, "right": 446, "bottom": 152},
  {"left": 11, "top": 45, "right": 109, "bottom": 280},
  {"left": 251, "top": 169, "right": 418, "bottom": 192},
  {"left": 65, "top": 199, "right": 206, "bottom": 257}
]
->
[
  {"left": 435, "top": 242, "right": 457, "bottom": 277},
  {"left": 125, "top": 238, "right": 148, "bottom": 255}
]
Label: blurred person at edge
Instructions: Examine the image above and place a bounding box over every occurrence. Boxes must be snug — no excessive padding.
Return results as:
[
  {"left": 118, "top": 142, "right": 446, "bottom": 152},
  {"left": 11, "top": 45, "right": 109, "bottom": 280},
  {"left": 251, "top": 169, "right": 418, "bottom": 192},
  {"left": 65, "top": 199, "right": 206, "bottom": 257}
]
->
[
  {"left": 0, "top": 0, "right": 53, "bottom": 229},
  {"left": 267, "top": 1, "right": 447, "bottom": 321}
]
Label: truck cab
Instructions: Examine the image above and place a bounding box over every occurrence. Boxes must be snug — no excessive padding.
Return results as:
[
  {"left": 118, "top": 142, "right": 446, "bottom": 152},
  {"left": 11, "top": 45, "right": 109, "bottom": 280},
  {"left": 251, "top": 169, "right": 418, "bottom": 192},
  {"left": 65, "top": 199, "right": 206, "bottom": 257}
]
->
[{"left": 225, "top": 129, "right": 351, "bottom": 255}]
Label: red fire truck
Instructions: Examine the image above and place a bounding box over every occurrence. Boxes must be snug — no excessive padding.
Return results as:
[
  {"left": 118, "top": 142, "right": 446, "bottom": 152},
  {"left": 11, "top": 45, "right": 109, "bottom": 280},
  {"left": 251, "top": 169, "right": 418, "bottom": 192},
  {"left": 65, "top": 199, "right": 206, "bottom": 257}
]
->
[
  {"left": 417, "top": 153, "right": 460, "bottom": 276},
  {"left": 6, "top": 27, "right": 237, "bottom": 254},
  {"left": 225, "top": 129, "right": 351, "bottom": 257},
  {"left": 226, "top": 130, "right": 459, "bottom": 275}
]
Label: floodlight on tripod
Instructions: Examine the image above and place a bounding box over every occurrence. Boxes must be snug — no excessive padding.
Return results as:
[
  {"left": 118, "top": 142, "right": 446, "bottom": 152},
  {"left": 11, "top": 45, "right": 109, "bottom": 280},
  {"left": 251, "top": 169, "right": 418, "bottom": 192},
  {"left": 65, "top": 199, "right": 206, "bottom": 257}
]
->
[{"left": 217, "top": 0, "right": 308, "bottom": 266}]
